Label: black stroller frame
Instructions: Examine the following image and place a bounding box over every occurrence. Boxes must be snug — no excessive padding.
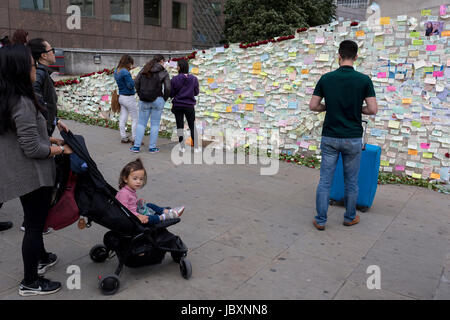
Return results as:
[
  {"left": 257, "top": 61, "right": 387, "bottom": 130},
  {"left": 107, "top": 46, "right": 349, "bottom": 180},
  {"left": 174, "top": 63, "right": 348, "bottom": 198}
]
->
[{"left": 60, "top": 131, "right": 192, "bottom": 295}]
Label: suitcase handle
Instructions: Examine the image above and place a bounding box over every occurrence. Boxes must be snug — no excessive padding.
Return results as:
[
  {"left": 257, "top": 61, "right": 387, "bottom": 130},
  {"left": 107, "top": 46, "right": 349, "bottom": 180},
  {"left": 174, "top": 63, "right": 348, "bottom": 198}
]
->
[{"left": 362, "top": 120, "right": 368, "bottom": 151}]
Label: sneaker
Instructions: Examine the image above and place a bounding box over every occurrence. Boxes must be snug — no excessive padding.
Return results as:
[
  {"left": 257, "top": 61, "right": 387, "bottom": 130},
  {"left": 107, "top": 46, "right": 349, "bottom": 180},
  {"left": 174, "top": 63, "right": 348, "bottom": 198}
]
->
[
  {"left": 19, "top": 277, "right": 62, "bottom": 297},
  {"left": 38, "top": 253, "right": 58, "bottom": 275},
  {"left": 313, "top": 219, "right": 325, "bottom": 231},
  {"left": 130, "top": 146, "right": 140, "bottom": 153},
  {"left": 171, "top": 206, "right": 185, "bottom": 217},
  {"left": 0, "top": 221, "right": 13, "bottom": 232},
  {"left": 21, "top": 224, "right": 52, "bottom": 235},
  {"left": 149, "top": 148, "right": 160, "bottom": 153}
]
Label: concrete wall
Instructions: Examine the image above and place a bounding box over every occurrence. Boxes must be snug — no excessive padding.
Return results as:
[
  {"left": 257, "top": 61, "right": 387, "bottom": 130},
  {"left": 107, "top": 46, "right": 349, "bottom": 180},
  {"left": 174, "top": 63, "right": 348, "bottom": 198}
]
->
[
  {"left": 63, "top": 48, "right": 192, "bottom": 74},
  {"left": 1, "top": 0, "right": 194, "bottom": 50}
]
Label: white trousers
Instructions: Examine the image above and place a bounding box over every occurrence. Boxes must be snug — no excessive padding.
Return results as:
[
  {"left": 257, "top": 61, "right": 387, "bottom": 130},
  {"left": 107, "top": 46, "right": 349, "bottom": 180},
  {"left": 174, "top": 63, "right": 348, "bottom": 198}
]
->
[{"left": 118, "top": 95, "right": 138, "bottom": 140}]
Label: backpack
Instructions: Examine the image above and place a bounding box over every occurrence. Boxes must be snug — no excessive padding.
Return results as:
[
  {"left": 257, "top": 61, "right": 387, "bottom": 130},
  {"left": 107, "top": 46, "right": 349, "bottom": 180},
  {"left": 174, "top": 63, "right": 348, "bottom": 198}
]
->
[{"left": 137, "top": 73, "right": 163, "bottom": 103}]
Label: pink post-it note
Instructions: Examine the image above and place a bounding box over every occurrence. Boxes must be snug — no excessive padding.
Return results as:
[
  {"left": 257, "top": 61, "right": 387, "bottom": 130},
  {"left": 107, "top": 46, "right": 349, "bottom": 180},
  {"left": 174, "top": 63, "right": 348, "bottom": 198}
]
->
[
  {"left": 420, "top": 143, "right": 430, "bottom": 149},
  {"left": 101, "top": 95, "right": 109, "bottom": 102},
  {"left": 387, "top": 86, "right": 396, "bottom": 92},
  {"left": 426, "top": 45, "right": 437, "bottom": 51},
  {"left": 395, "top": 165, "right": 405, "bottom": 171},
  {"left": 440, "top": 5, "right": 447, "bottom": 16},
  {"left": 300, "top": 141, "right": 310, "bottom": 149},
  {"left": 433, "top": 71, "right": 444, "bottom": 77},
  {"left": 377, "top": 72, "right": 387, "bottom": 78}
]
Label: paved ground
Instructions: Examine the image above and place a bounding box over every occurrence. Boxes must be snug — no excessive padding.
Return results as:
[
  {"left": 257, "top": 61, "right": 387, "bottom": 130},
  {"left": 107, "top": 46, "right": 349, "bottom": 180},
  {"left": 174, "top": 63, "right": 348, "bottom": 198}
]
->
[{"left": 0, "top": 120, "right": 449, "bottom": 300}]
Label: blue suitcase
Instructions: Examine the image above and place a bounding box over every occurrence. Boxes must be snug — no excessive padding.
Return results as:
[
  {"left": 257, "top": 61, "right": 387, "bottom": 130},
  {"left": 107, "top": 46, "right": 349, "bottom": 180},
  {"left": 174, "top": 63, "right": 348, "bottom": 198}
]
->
[{"left": 329, "top": 121, "right": 381, "bottom": 212}]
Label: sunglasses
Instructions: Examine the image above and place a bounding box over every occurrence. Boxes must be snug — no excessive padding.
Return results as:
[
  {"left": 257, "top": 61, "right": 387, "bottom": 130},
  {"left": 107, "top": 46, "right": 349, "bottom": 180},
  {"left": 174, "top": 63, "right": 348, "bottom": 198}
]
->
[{"left": 44, "top": 48, "right": 55, "bottom": 54}]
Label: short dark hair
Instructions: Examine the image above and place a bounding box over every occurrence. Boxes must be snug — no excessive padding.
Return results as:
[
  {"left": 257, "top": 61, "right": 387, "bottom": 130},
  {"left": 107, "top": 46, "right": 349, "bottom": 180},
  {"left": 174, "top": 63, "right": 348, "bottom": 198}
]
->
[
  {"left": 339, "top": 40, "right": 358, "bottom": 60},
  {"left": 119, "top": 158, "right": 147, "bottom": 189},
  {"left": 177, "top": 59, "right": 189, "bottom": 74},
  {"left": 27, "top": 38, "right": 47, "bottom": 61}
]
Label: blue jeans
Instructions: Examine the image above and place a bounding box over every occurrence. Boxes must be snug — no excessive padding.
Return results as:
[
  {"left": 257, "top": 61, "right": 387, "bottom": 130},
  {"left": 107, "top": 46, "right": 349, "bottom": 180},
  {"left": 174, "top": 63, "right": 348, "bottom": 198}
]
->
[
  {"left": 134, "top": 97, "right": 165, "bottom": 149},
  {"left": 315, "top": 136, "right": 362, "bottom": 226},
  {"left": 142, "top": 203, "right": 169, "bottom": 225}
]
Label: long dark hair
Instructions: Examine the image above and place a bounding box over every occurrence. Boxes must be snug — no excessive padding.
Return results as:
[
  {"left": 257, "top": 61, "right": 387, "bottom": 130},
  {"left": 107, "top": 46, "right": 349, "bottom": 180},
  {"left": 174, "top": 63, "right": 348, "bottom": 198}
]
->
[
  {"left": 12, "top": 29, "right": 29, "bottom": 45},
  {"left": 0, "top": 44, "right": 43, "bottom": 135},
  {"left": 141, "top": 54, "right": 165, "bottom": 78},
  {"left": 177, "top": 59, "right": 189, "bottom": 74},
  {"left": 119, "top": 158, "right": 147, "bottom": 189},
  {"left": 117, "top": 54, "right": 134, "bottom": 72}
]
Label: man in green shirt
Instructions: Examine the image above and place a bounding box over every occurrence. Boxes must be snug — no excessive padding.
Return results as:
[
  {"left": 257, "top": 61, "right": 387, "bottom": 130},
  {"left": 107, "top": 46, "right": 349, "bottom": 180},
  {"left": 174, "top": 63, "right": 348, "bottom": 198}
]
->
[{"left": 309, "top": 40, "right": 378, "bottom": 231}]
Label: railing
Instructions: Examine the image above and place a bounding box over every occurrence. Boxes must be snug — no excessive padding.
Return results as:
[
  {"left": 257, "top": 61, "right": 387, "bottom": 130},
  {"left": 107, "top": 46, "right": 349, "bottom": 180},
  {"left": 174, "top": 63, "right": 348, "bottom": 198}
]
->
[{"left": 336, "top": 0, "right": 369, "bottom": 9}]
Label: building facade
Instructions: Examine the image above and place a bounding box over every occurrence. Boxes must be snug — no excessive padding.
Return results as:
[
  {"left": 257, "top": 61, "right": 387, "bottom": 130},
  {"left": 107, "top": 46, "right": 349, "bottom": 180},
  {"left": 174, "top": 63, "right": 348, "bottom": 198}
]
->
[
  {"left": 0, "top": 0, "right": 194, "bottom": 50},
  {"left": 192, "top": 0, "right": 226, "bottom": 49}
]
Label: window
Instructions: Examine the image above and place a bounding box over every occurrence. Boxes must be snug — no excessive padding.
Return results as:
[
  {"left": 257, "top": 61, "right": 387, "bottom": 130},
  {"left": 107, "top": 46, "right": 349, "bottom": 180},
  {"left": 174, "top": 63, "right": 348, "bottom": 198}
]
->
[
  {"left": 144, "top": 0, "right": 161, "bottom": 26},
  {"left": 20, "top": 0, "right": 50, "bottom": 11},
  {"left": 110, "top": 0, "right": 131, "bottom": 22},
  {"left": 172, "top": 1, "right": 187, "bottom": 29},
  {"left": 70, "top": 0, "right": 94, "bottom": 17},
  {"left": 211, "top": 2, "right": 222, "bottom": 16}
]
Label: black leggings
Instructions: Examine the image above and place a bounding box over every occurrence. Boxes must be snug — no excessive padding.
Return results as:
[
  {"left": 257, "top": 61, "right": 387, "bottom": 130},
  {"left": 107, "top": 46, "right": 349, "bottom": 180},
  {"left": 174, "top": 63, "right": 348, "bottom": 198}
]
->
[
  {"left": 20, "top": 187, "right": 52, "bottom": 284},
  {"left": 172, "top": 106, "right": 198, "bottom": 148}
]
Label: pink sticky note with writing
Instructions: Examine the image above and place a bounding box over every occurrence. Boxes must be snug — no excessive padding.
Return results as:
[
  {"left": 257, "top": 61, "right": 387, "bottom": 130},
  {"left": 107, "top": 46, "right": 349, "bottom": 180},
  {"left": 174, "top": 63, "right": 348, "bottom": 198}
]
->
[
  {"left": 387, "top": 86, "right": 396, "bottom": 92},
  {"left": 395, "top": 165, "right": 405, "bottom": 171},
  {"left": 433, "top": 71, "right": 444, "bottom": 77},
  {"left": 377, "top": 72, "right": 387, "bottom": 78},
  {"left": 440, "top": 5, "right": 447, "bottom": 16},
  {"left": 420, "top": 143, "right": 430, "bottom": 149},
  {"left": 300, "top": 141, "right": 310, "bottom": 149},
  {"left": 426, "top": 45, "right": 437, "bottom": 51},
  {"left": 101, "top": 95, "right": 109, "bottom": 101}
]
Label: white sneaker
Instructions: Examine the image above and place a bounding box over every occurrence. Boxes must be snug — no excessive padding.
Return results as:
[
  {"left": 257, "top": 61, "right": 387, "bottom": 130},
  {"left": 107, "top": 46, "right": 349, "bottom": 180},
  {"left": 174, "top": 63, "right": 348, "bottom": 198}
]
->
[{"left": 171, "top": 206, "right": 185, "bottom": 217}]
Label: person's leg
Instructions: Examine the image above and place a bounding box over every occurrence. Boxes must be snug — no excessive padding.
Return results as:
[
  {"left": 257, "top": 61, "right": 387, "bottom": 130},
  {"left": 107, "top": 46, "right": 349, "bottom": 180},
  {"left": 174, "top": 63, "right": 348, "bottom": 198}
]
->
[
  {"left": 133, "top": 101, "right": 151, "bottom": 149},
  {"left": 315, "top": 137, "right": 340, "bottom": 226},
  {"left": 341, "top": 138, "right": 363, "bottom": 224},
  {"left": 148, "top": 97, "right": 165, "bottom": 150},
  {"left": 20, "top": 187, "right": 52, "bottom": 284},
  {"left": 172, "top": 107, "right": 185, "bottom": 146},
  {"left": 182, "top": 107, "right": 198, "bottom": 148},
  {"left": 127, "top": 96, "right": 139, "bottom": 142},
  {"left": 146, "top": 203, "right": 166, "bottom": 215},
  {"left": 118, "top": 96, "right": 129, "bottom": 140}
]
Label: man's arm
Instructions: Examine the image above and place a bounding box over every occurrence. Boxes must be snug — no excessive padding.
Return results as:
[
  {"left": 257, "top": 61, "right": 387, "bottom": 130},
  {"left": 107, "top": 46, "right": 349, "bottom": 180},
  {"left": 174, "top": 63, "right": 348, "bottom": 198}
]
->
[
  {"left": 362, "top": 97, "right": 378, "bottom": 115},
  {"left": 309, "top": 95, "right": 326, "bottom": 112}
]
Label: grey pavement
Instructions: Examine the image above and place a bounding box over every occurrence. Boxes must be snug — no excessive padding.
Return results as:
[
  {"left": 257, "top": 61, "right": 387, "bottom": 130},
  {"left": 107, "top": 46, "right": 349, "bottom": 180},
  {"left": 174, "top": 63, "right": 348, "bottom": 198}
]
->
[{"left": 0, "top": 120, "right": 449, "bottom": 300}]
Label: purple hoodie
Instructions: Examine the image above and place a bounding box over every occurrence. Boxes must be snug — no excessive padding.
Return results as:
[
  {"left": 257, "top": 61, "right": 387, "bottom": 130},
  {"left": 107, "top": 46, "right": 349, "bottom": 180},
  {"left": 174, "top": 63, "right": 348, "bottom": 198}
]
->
[{"left": 170, "top": 73, "right": 199, "bottom": 108}]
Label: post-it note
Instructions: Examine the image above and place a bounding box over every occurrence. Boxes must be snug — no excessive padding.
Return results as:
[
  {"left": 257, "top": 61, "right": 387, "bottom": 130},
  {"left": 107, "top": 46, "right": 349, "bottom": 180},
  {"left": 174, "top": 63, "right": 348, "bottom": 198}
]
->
[
  {"left": 426, "top": 45, "right": 437, "bottom": 51},
  {"left": 408, "top": 149, "right": 418, "bottom": 155},
  {"left": 380, "top": 17, "right": 391, "bottom": 25}
]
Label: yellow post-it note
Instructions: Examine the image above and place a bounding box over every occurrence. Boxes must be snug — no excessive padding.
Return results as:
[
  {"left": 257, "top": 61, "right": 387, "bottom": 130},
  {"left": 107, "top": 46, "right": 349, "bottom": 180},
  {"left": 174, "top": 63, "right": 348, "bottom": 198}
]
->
[
  {"left": 402, "top": 98, "right": 412, "bottom": 104},
  {"left": 423, "top": 152, "right": 433, "bottom": 159},
  {"left": 421, "top": 9, "right": 431, "bottom": 16},
  {"left": 283, "top": 84, "right": 292, "bottom": 91},
  {"left": 412, "top": 40, "right": 423, "bottom": 45},
  {"left": 412, "top": 173, "right": 422, "bottom": 179},
  {"left": 288, "top": 52, "right": 297, "bottom": 57},
  {"left": 408, "top": 149, "right": 418, "bottom": 155},
  {"left": 381, "top": 160, "right": 390, "bottom": 167},
  {"left": 309, "top": 145, "right": 317, "bottom": 151},
  {"left": 409, "top": 50, "right": 419, "bottom": 57},
  {"left": 226, "top": 106, "right": 232, "bottom": 113},
  {"left": 442, "top": 31, "right": 450, "bottom": 37},
  {"left": 355, "top": 30, "right": 365, "bottom": 37},
  {"left": 317, "top": 54, "right": 329, "bottom": 62},
  {"left": 388, "top": 120, "right": 400, "bottom": 129},
  {"left": 253, "top": 62, "right": 262, "bottom": 70},
  {"left": 380, "top": 17, "right": 391, "bottom": 25},
  {"left": 430, "top": 173, "right": 441, "bottom": 179},
  {"left": 191, "top": 68, "right": 199, "bottom": 75},
  {"left": 245, "top": 104, "right": 254, "bottom": 111},
  {"left": 207, "top": 78, "right": 215, "bottom": 84},
  {"left": 272, "top": 82, "right": 280, "bottom": 87}
]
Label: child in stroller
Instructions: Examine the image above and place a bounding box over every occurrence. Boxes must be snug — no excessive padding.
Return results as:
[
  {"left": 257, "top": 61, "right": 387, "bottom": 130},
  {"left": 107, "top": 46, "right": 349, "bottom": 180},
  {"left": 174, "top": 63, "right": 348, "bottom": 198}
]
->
[{"left": 116, "top": 158, "right": 185, "bottom": 225}]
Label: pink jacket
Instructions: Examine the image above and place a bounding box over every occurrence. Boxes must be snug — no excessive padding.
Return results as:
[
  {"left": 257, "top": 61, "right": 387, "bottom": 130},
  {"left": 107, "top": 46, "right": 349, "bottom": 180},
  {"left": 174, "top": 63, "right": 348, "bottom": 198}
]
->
[{"left": 115, "top": 186, "right": 138, "bottom": 216}]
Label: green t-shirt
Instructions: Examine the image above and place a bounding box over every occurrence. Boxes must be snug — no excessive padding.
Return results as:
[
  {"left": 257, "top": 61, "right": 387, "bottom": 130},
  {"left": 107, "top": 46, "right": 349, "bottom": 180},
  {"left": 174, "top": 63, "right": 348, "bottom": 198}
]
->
[{"left": 313, "top": 66, "right": 376, "bottom": 138}]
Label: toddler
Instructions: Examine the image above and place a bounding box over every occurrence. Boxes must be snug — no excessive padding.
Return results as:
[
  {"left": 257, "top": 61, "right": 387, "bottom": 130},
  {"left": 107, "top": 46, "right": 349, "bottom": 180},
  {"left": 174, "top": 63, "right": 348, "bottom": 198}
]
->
[{"left": 116, "top": 158, "right": 184, "bottom": 225}]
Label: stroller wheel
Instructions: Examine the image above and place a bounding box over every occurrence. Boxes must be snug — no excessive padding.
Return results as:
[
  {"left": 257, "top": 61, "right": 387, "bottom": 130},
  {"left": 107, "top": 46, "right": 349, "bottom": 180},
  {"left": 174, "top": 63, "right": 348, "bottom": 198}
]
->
[
  {"left": 179, "top": 258, "right": 192, "bottom": 280},
  {"left": 171, "top": 251, "right": 183, "bottom": 264},
  {"left": 90, "top": 245, "right": 109, "bottom": 263},
  {"left": 100, "top": 275, "right": 120, "bottom": 295}
]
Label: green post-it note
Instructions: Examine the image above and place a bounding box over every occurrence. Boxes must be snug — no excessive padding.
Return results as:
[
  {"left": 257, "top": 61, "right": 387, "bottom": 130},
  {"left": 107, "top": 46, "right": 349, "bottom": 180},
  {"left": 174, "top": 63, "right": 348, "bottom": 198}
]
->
[
  {"left": 409, "top": 32, "right": 420, "bottom": 38},
  {"left": 411, "top": 121, "right": 421, "bottom": 128},
  {"left": 381, "top": 160, "right": 390, "bottom": 167},
  {"left": 423, "top": 152, "right": 433, "bottom": 159},
  {"left": 421, "top": 9, "right": 431, "bottom": 16},
  {"left": 412, "top": 173, "right": 422, "bottom": 179},
  {"left": 423, "top": 67, "right": 433, "bottom": 73},
  {"left": 412, "top": 40, "right": 423, "bottom": 45}
]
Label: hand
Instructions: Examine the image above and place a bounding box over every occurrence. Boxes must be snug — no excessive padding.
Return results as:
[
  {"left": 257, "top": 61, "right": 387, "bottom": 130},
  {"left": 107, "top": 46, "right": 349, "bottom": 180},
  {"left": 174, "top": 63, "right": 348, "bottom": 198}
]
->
[
  {"left": 62, "top": 144, "right": 74, "bottom": 155},
  {"left": 57, "top": 120, "right": 70, "bottom": 133},
  {"left": 138, "top": 214, "right": 149, "bottom": 224},
  {"left": 50, "top": 138, "right": 65, "bottom": 146}
]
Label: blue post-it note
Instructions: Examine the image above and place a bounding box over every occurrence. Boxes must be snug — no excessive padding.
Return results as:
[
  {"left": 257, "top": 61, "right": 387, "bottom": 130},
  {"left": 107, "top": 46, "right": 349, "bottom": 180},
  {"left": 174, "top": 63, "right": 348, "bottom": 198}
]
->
[{"left": 288, "top": 101, "right": 298, "bottom": 109}]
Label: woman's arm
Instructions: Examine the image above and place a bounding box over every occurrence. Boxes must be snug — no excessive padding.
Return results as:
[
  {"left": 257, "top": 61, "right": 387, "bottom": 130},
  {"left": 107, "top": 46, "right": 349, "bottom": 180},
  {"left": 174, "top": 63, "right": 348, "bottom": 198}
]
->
[{"left": 124, "top": 70, "right": 135, "bottom": 91}]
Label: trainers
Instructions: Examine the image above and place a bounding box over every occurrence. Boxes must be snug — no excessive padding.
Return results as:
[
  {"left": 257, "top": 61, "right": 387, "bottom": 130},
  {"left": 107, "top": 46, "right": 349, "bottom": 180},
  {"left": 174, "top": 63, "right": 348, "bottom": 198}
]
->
[
  {"left": 171, "top": 206, "right": 185, "bottom": 217},
  {"left": 343, "top": 215, "right": 360, "bottom": 227},
  {"left": 21, "top": 223, "right": 52, "bottom": 235},
  {"left": 38, "top": 253, "right": 58, "bottom": 275},
  {"left": 130, "top": 146, "right": 140, "bottom": 153},
  {"left": 149, "top": 148, "right": 160, "bottom": 153},
  {"left": 19, "top": 277, "right": 62, "bottom": 297}
]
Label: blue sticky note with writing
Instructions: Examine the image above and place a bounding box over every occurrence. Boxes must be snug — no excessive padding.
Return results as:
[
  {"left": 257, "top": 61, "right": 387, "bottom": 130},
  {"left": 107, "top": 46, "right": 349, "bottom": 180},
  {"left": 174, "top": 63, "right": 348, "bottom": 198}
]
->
[
  {"left": 260, "top": 53, "right": 269, "bottom": 62},
  {"left": 257, "top": 98, "right": 266, "bottom": 105},
  {"left": 288, "top": 101, "right": 298, "bottom": 109},
  {"left": 370, "top": 128, "right": 382, "bottom": 137},
  {"left": 232, "top": 105, "right": 238, "bottom": 112},
  {"left": 210, "top": 83, "right": 218, "bottom": 89}
]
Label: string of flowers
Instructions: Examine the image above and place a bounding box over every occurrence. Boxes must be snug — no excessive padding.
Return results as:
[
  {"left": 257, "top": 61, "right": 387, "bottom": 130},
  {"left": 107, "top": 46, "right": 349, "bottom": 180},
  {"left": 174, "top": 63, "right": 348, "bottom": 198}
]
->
[{"left": 54, "top": 68, "right": 115, "bottom": 88}]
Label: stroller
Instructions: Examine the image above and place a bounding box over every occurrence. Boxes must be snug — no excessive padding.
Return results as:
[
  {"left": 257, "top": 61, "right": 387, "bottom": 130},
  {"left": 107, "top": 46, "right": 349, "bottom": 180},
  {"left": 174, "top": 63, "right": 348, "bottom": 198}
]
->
[{"left": 55, "top": 130, "right": 192, "bottom": 295}]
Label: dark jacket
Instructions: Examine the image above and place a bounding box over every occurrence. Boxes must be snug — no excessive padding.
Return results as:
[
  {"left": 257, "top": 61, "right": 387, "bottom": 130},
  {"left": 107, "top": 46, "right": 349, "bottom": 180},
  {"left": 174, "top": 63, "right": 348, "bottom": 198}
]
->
[
  {"left": 33, "top": 63, "right": 58, "bottom": 136},
  {"left": 170, "top": 74, "right": 199, "bottom": 108},
  {"left": 135, "top": 64, "right": 171, "bottom": 102}
]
